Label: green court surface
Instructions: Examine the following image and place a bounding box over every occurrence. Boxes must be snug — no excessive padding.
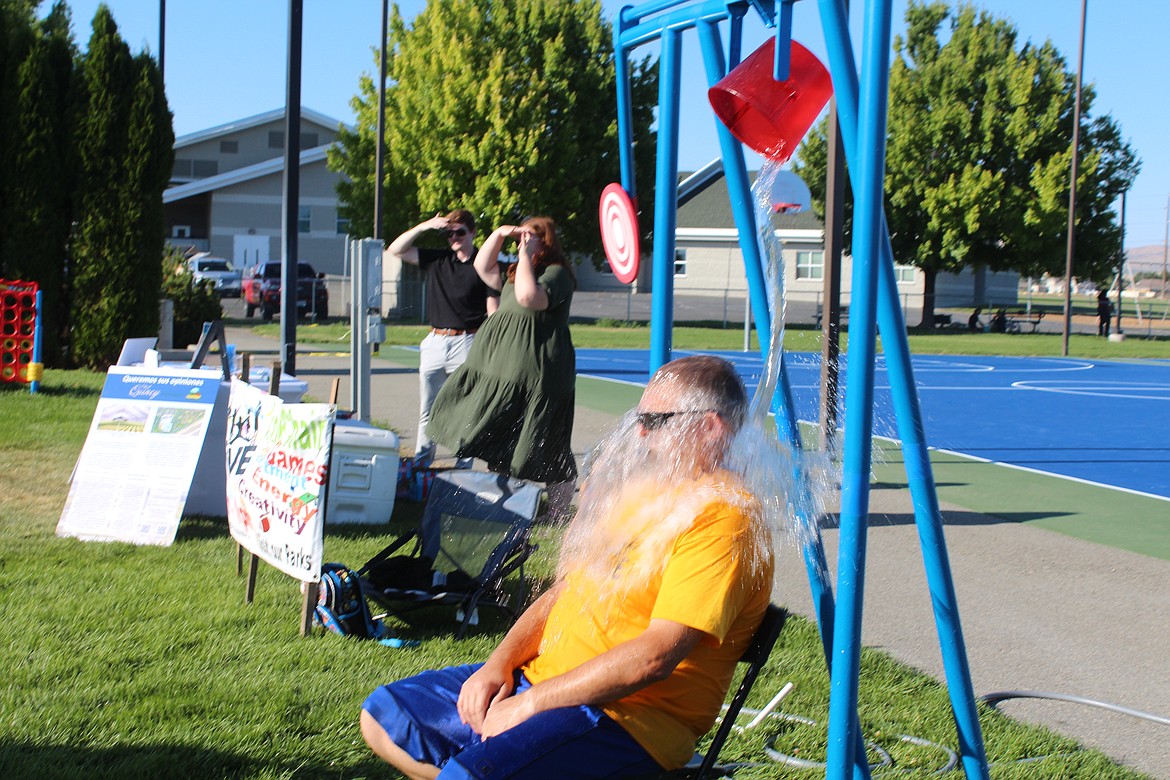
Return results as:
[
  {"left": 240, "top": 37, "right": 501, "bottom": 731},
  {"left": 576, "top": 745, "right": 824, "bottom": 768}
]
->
[{"left": 872, "top": 442, "right": 1170, "bottom": 562}]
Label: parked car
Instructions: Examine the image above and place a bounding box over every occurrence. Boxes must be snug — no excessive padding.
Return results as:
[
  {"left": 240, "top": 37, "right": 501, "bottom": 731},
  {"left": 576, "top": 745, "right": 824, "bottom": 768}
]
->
[
  {"left": 242, "top": 261, "right": 328, "bottom": 322},
  {"left": 187, "top": 254, "right": 241, "bottom": 298}
]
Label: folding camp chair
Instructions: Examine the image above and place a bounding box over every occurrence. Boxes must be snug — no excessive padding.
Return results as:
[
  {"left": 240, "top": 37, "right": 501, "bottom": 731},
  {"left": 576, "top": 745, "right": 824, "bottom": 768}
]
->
[
  {"left": 357, "top": 471, "right": 543, "bottom": 639},
  {"left": 658, "top": 604, "right": 789, "bottom": 779}
]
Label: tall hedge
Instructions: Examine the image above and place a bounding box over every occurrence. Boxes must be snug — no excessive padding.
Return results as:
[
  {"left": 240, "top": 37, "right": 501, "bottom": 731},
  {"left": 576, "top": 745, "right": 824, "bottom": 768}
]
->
[
  {"left": 71, "top": 5, "right": 171, "bottom": 368},
  {"left": 4, "top": 2, "right": 75, "bottom": 363}
]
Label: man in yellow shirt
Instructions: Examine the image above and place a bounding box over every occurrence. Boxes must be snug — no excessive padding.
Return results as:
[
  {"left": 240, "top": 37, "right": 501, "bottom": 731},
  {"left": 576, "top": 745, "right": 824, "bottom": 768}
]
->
[{"left": 360, "top": 355, "right": 775, "bottom": 779}]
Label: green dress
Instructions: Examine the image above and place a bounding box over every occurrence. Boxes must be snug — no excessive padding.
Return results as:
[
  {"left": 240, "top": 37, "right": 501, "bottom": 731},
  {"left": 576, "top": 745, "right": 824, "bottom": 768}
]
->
[{"left": 426, "top": 264, "right": 577, "bottom": 483}]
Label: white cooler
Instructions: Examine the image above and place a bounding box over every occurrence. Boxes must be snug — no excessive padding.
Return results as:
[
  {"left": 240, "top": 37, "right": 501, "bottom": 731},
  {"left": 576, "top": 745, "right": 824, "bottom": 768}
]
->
[{"left": 326, "top": 419, "right": 400, "bottom": 524}]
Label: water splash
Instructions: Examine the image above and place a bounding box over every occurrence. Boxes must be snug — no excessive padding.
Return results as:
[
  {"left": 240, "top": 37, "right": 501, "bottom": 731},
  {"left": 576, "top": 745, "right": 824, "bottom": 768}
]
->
[
  {"left": 554, "top": 158, "right": 836, "bottom": 615},
  {"left": 729, "top": 159, "right": 833, "bottom": 577}
]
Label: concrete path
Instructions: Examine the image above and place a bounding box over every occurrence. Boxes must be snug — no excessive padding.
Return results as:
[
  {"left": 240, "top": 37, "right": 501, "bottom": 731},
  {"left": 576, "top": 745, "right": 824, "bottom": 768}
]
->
[{"left": 225, "top": 325, "right": 1170, "bottom": 778}]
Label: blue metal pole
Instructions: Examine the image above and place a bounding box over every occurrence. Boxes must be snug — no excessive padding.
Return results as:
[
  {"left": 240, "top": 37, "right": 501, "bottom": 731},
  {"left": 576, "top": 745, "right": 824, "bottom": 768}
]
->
[
  {"left": 30, "top": 290, "right": 43, "bottom": 394},
  {"left": 619, "top": 0, "right": 774, "bottom": 49},
  {"left": 614, "top": 19, "right": 637, "bottom": 197},
  {"left": 694, "top": 21, "right": 772, "bottom": 356},
  {"left": 817, "top": 0, "right": 990, "bottom": 774},
  {"left": 824, "top": 0, "right": 892, "bottom": 774},
  {"left": 649, "top": 28, "right": 682, "bottom": 374},
  {"left": 698, "top": 22, "right": 869, "bottom": 780}
]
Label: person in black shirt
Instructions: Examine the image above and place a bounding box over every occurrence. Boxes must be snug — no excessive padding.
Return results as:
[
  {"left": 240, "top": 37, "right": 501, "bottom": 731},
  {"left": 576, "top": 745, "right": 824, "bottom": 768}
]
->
[
  {"left": 387, "top": 209, "right": 494, "bottom": 467},
  {"left": 1097, "top": 290, "right": 1114, "bottom": 338}
]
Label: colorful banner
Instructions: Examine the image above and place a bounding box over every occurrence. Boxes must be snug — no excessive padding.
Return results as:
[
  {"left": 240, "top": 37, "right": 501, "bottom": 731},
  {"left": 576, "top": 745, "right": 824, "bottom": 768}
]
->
[
  {"left": 226, "top": 379, "right": 333, "bottom": 582},
  {"left": 57, "top": 367, "right": 221, "bottom": 545}
]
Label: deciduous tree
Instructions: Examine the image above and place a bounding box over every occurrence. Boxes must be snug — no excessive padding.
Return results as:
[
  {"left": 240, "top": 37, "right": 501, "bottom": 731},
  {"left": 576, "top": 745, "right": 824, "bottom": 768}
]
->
[
  {"left": 329, "top": 0, "right": 657, "bottom": 259},
  {"left": 794, "top": 2, "right": 1139, "bottom": 326}
]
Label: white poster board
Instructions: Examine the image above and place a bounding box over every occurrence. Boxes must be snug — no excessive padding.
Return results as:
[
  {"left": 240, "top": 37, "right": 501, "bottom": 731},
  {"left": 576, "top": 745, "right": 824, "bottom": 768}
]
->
[
  {"left": 56, "top": 366, "right": 221, "bottom": 545},
  {"left": 225, "top": 379, "right": 333, "bottom": 582}
]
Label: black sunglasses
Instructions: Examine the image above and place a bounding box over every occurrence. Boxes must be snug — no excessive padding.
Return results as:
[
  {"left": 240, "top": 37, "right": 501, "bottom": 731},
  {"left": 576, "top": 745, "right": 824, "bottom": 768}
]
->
[
  {"left": 635, "top": 409, "right": 715, "bottom": 431},
  {"left": 445, "top": 227, "right": 469, "bottom": 238}
]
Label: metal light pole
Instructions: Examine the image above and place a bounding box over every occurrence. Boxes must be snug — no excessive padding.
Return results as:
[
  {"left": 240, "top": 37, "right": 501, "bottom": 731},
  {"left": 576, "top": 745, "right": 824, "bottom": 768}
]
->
[
  {"left": 158, "top": 0, "right": 165, "bottom": 80},
  {"left": 1116, "top": 190, "right": 1124, "bottom": 335},
  {"left": 373, "top": 0, "right": 388, "bottom": 241},
  {"left": 280, "top": 0, "right": 304, "bottom": 375},
  {"left": 1163, "top": 194, "right": 1169, "bottom": 299},
  {"left": 1061, "top": 0, "right": 1088, "bottom": 357}
]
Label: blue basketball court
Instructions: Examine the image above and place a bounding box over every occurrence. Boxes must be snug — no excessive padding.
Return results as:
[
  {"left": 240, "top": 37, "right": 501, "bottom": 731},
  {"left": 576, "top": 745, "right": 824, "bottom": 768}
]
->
[{"left": 577, "top": 349, "right": 1170, "bottom": 501}]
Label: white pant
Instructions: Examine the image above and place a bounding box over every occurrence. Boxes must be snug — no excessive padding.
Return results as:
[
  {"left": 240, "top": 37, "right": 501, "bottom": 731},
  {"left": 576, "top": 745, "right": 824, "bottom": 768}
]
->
[{"left": 415, "top": 331, "right": 475, "bottom": 465}]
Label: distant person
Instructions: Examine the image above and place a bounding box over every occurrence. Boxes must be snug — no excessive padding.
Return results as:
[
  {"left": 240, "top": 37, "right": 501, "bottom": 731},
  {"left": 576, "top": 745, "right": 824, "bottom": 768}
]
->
[
  {"left": 989, "top": 309, "right": 1008, "bottom": 334},
  {"left": 426, "top": 216, "right": 577, "bottom": 522},
  {"left": 1097, "top": 290, "right": 1114, "bottom": 338},
  {"left": 967, "top": 307, "right": 984, "bottom": 332},
  {"left": 360, "top": 355, "right": 774, "bottom": 779},
  {"left": 387, "top": 209, "right": 494, "bottom": 468}
]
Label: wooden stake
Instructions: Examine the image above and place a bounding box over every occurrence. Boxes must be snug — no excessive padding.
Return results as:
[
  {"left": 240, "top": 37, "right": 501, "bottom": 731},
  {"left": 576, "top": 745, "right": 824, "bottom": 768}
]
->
[
  {"left": 300, "top": 582, "right": 319, "bottom": 637},
  {"left": 235, "top": 354, "right": 253, "bottom": 576}
]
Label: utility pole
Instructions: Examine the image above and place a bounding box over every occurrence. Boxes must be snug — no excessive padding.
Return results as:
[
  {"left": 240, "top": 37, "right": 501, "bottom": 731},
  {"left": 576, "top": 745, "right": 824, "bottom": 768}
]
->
[{"left": 1061, "top": 0, "right": 1088, "bottom": 356}]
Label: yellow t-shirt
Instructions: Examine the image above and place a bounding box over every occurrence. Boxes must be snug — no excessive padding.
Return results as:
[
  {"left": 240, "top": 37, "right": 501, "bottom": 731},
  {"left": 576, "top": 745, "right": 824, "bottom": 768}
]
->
[{"left": 522, "top": 473, "right": 774, "bottom": 769}]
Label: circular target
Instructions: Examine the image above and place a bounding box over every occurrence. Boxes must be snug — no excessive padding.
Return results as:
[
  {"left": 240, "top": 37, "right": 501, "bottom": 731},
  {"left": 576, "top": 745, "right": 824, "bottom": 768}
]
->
[{"left": 598, "top": 183, "right": 640, "bottom": 284}]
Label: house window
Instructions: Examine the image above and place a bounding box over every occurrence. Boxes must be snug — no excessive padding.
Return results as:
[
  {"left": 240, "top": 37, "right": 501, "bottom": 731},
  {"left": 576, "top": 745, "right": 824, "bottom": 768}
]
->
[
  {"left": 893, "top": 264, "right": 916, "bottom": 283},
  {"left": 336, "top": 215, "right": 351, "bottom": 236},
  {"left": 172, "top": 159, "right": 193, "bottom": 178},
  {"left": 192, "top": 159, "right": 218, "bottom": 177},
  {"left": 298, "top": 205, "right": 311, "bottom": 234},
  {"left": 673, "top": 249, "right": 687, "bottom": 277},
  {"left": 220, "top": 140, "right": 238, "bottom": 153},
  {"left": 795, "top": 250, "right": 824, "bottom": 280},
  {"left": 301, "top": 132, "right": 319, "bottom": 148},
  {"left": 172, "top": 225, "right": 191, "bottom": 239}
]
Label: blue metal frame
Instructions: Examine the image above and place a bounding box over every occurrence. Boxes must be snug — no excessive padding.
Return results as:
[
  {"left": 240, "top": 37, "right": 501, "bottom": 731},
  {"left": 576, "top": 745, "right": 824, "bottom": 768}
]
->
[
  {"left": 612, "top": 1, "right": 988, "bottom": 777},
  {"left": 815, "top": 0, "right": 989, "bottom": 774}
]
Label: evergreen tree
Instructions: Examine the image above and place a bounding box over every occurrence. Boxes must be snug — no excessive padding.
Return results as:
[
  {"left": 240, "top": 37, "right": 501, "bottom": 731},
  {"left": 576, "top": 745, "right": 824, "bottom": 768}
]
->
[
  {"left": 119, "top": 51, "right": 173, "bottom": 346},
  {"left": 793, "top": 2, "right": 1139, "bottom": 325},
  {"left": 5, "top": 1, "right": 75, "bottom": 363},
  {"left": 328, "top": 0, "right": 657, "bottom": 258},
  {"left": 71, "top": 4, "right": 136, "bottom": 367},
  {"left": 0, "top": 0, "right": 37, "bottom": 274}
]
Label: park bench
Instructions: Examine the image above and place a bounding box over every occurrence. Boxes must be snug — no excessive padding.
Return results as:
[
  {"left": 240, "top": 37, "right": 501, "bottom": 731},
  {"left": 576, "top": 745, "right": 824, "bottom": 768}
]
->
[{"left": 1007, "top": 310, "right": 1044, "bottom": 333}]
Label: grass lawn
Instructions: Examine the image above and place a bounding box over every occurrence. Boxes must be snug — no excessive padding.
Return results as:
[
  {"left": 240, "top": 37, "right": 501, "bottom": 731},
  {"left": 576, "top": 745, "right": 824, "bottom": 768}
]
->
[
  {"left": 251, "top": 319, "right": 1170, "bottom": 360},
  {"left": 0, "top": 368, "right": 1153, "bottom": 778}
]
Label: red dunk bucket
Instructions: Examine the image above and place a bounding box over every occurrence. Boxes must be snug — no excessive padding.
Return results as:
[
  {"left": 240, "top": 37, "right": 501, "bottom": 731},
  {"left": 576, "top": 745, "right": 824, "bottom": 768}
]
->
[{"left": 708, "top": 38, "right": 832, "bottom": 162}]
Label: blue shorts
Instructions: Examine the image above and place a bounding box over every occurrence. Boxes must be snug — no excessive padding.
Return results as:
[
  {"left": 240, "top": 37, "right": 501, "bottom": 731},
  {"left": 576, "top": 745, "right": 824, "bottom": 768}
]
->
[{"left": 362, "top": 663, "right": 662, "bottom": 779}]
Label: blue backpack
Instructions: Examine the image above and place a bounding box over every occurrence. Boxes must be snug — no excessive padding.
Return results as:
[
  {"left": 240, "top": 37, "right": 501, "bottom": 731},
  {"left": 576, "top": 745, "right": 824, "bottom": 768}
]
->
[{"left": 315, "top": 563, "right": 385, "bottom": 640}]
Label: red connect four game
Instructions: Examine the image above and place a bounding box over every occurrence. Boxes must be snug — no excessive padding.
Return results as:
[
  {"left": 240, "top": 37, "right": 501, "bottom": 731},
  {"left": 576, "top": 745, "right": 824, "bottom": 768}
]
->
[{"left": 1, "top": 278, "right": 41, "bottom": 387}]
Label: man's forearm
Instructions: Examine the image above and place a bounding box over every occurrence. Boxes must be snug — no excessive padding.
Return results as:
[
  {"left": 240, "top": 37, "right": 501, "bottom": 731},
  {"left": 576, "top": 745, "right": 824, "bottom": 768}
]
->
[
  {"left": 386, "top": 223, "right": 426, "bottom": 260},
  {"left": 526, "top": 620, "right": 701, "bottom": 712},
  {"left": 485, "top": 585, "right": 561, "bottom": 671}
]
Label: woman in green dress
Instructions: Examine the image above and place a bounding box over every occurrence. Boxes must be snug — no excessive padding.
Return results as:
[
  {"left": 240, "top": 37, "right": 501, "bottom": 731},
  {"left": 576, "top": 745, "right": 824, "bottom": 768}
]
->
[{"left": 426, "top": 216, "right": 577, "bottom": 520}]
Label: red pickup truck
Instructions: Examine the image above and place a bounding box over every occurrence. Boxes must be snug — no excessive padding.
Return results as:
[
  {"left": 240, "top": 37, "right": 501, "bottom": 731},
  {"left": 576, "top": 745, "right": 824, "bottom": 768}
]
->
[{"left": 242, "top": 261, "right": 329, "bottom": 322}]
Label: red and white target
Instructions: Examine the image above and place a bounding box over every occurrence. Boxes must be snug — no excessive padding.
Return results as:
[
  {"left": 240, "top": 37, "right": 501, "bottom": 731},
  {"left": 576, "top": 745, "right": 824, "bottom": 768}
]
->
[{"left": 598, "top": 183, "right": 640, "bottom": 284}]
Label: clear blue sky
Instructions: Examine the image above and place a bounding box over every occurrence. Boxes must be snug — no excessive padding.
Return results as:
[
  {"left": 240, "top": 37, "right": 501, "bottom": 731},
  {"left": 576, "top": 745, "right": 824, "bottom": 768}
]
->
[{"left": 59, "top": 0, "right": 1168, "bottom": 252}]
